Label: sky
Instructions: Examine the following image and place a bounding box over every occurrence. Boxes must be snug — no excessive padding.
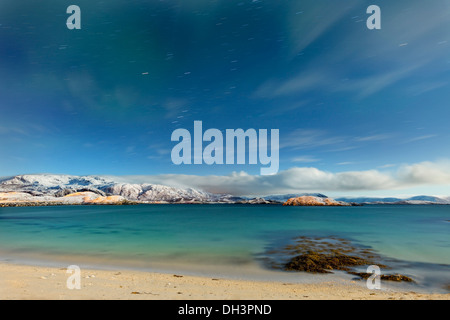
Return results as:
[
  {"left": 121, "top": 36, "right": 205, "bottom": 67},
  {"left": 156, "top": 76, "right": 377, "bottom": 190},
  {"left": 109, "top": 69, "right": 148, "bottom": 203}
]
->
[{"left": 1, "top": 0, "right": 450, "bottom": 196}]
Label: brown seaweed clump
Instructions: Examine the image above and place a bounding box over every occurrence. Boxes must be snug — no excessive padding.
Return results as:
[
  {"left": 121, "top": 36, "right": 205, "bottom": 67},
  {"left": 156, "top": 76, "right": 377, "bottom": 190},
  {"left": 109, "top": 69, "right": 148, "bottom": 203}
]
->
[
  {"left": 284, "top": 251, "right": 375, "bottom": 273},
  {"left": 265, "top": 236, "right": 414, "bottom": 283},
  {"left": 347, "top": 272, "right": 415, "bottom": 282}
]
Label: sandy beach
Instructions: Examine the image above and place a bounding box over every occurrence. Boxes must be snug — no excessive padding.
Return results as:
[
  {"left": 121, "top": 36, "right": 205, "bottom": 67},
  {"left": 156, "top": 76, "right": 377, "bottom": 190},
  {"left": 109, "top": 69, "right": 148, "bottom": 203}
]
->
[{"left": 0, "top": 262, "right": 448, "bottom": 300}]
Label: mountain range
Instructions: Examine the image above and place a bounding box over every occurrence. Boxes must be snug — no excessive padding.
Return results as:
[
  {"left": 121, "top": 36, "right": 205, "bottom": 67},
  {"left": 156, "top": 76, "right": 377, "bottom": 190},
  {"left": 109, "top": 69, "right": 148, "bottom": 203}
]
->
[
  {"left": 335, "top": 195, "right": 450, "bottom": 205},
  {"left": 0, "top": 174, "right": 449, "bottom": 205},
  {"left": 0, "top": 174, "right": 238, "bottom": 204}
]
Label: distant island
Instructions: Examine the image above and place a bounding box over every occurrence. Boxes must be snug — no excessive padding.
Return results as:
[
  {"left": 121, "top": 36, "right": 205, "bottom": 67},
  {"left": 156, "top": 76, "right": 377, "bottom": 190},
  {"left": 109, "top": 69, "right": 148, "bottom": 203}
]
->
[
  {"left": 283, "top": 196, "right": 350, "bottom": 206},
  {"left": 1, "top": 174, "right": 449, "bottom": 207}
]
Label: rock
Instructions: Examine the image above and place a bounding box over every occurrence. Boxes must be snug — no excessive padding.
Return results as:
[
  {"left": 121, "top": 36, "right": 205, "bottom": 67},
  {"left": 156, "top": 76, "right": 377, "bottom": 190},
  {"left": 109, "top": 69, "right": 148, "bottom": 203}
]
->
[
  {"left": 283, "top": 196, "right": 350, "bottom": 206},
  {"left": 236, "top": 197, "right": 281, "bottom": 204},
  {"left": 55, "top": 187, "right": 106, "bottom": 197},
  {"left": 284, "top": 251, "right": 373, "bottom": 273},
  {"left": 348, "top": 272, "right": 415, "bottom": 282}
]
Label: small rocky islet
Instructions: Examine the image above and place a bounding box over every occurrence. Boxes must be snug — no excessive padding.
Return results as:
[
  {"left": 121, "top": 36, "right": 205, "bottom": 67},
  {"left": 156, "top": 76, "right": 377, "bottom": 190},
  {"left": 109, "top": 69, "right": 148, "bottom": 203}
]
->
[
  {"left": 283, "top": 196, "right": 351, "bottom": 206},
  {"left": 264, "top": 236, "right": 415, "bottom": 283}
]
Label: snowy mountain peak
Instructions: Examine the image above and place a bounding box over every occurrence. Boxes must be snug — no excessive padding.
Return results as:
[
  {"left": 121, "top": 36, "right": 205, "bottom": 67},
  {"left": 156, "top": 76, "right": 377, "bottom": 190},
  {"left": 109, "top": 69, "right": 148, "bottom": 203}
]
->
[{"left": 0, "top": 174, "right": 113, "bottom": 188}]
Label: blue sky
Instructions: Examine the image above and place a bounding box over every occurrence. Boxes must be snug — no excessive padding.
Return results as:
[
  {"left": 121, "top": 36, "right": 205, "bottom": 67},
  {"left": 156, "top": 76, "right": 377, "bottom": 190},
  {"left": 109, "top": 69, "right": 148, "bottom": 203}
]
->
[{"left": 1, "top": 0, "right": 450, "bottom": 196}]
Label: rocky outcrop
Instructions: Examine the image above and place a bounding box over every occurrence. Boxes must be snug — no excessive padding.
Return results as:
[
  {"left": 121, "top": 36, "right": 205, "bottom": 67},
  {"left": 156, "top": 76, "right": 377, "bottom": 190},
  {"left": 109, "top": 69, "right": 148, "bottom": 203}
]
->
[
  {"left": 284, "top": 251, "right": 373, "bottom": 273},
  {"left": 62, "top": 192, "right": 126, "bottom": 204},
  {"left": 237, "top": 197, "right": 281, "bottom": 204},
  {"left": 283, "top": 196, "right": 350, "bottom": 206},
  {"left": 0, "top": 191, "right": 128, "bottom": 206},
  {"left": 54, "top": 187, "right": 106, "bottom": 197}
]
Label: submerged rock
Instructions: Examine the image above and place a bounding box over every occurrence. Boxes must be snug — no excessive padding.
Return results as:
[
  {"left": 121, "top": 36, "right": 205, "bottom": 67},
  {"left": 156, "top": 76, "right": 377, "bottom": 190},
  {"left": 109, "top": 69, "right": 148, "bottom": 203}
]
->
[
  {"left": 348, "top": 272, "right": 415, "bottom": 282},
  {"left": 284, "top": 251, "right": 374, "bottom": 273}
]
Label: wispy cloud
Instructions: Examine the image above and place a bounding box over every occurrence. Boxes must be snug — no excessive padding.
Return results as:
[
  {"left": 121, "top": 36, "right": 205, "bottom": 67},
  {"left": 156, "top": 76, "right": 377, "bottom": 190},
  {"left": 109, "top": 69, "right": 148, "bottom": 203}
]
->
[
  {"left": 281, "top": 129, "right": 346, "bottom": 150},
  {"left": 354, "top": 134, "right": 392, "bottom": 142},
  {"left": 255, "top": 63, "right": 424, "bottom": 100},
  {"left": 147, "top": 144, "right": 172, "bottom": 160},
  {"left": 291, "top": 156, "right": 321, "bottom": 163},
  {"left": 125, "top": 146, "right": 136, "bottom": 154},
  {"left": 253, "top": 70, "right": 331, "bottom": 98},
  {"left": 286, "top": 0, "right": 360, "bottom": 57},
  {"left": 0, "top": 123, "right": 51, "bottom": 137},
  {"left": 378, "top": 164, "right": 396, "bottom": 169},
  {"left": 163, "top": 98, "right": 189, "bottom": 119},
  {"left": 340, "top": 64, "right": 424, "bottom": 99},
  {"left": 409, "top": 81, "right": 448, "bottom": 96},
  {"left": 0, "top": 125, "right": 27, "bottom": 136},
  {"left": 406, "top": 135, "right": 437, "bottom": 143},
  {"left": 337, "top": 162, "right": 357, "bottom": 166},
  {"left": 255, "top": 1, "right": 450, "bottom": 101}
]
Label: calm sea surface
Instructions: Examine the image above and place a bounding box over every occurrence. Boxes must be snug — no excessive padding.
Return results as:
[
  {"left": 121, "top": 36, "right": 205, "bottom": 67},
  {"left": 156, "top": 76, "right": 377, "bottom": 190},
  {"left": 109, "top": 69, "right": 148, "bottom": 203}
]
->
[{"left": 0, "top": 204, "right": 449, "bottom": 292}]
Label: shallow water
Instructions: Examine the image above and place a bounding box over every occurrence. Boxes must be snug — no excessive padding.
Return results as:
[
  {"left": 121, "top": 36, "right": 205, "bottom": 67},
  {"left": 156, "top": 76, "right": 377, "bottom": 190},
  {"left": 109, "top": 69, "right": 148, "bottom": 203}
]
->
[{"left": 0, "top": 204, "right": 449, "bottom": 292}]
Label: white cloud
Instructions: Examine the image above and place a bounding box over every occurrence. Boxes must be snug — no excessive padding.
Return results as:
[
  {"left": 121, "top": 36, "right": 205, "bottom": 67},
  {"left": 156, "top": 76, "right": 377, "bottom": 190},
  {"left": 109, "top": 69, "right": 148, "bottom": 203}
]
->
[
  {"left": 397, "top": 161, "right": 450, "bottom": 185},
  {"left": 113, "top": 160, "right": 450, "bottom": 196}
]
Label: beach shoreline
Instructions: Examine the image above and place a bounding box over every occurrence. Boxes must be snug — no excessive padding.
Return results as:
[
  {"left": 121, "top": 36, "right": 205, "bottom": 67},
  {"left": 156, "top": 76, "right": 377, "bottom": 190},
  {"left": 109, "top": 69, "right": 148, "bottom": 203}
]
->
[{"left": 0, "top": 262, "right": 448, "bottom": 300}]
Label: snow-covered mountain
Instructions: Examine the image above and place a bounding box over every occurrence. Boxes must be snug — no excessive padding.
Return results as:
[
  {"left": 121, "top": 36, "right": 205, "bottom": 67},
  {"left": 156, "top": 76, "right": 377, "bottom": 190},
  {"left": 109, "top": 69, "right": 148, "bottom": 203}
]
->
[
  {"left": 0, "top": 174, "right": 113, "bottom": 196},
  {"left": 336, "top": 195, "right": 450, "bottom": 205},
  {"left": 0, "top": 174, "right": 237, "bottom": 203}
]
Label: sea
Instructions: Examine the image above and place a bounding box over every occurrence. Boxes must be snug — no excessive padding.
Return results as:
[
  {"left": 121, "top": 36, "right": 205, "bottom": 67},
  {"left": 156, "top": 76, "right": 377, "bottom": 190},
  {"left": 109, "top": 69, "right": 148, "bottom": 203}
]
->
[{"left": 0, "top": 204, "right": 449, "bottom": 293}]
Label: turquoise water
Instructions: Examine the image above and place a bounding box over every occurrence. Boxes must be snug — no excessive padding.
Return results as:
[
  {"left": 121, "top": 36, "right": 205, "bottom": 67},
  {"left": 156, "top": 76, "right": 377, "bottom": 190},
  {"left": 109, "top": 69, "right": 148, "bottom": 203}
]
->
[{"left": 0, "top": 204, "right": 449, "bottom": 291}]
